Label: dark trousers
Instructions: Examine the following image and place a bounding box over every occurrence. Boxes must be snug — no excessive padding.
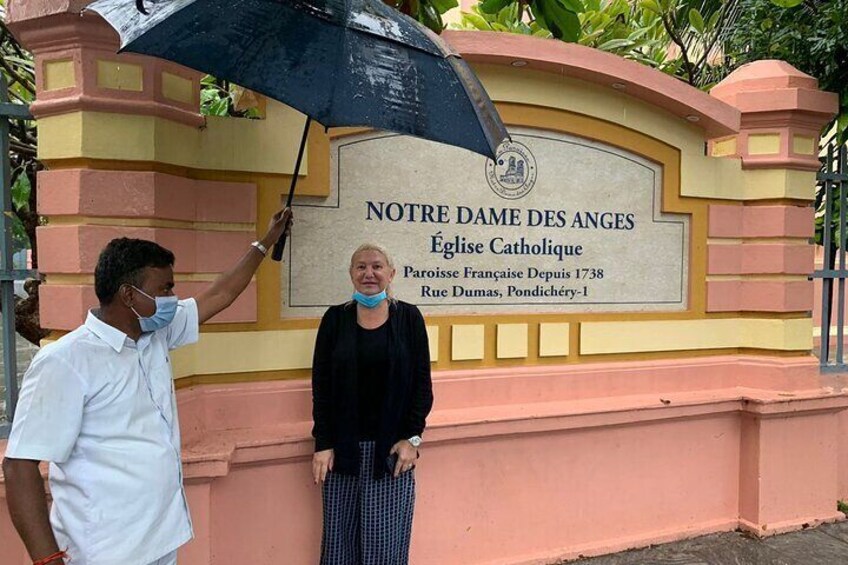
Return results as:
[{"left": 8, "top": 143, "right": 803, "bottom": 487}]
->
[{"left": 320, "top": 442, "right": 416, "bottom": 565}]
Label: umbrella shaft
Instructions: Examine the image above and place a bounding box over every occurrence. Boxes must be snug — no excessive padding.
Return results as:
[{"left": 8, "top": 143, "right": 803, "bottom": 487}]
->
[
  {"left": 286, "top": 116, "right": 312, "bottom": 207},
  {"left": 272, "top": 115, "right": 312, "bottom": 262}
]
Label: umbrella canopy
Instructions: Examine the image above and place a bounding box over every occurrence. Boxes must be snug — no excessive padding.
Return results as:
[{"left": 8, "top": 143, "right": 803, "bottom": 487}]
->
[{"left": 86, "top": 0, "right": 508, "bottom": 160}]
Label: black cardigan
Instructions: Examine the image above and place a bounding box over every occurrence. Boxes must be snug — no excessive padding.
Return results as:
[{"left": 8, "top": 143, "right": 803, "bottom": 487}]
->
[{"left": 311, "top": 300, "right": 434, "bottom": 478}]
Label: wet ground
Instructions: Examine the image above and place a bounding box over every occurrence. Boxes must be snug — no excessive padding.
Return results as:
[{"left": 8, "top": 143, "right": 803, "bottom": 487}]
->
[{"left": 563, "top": 521, "right": 848, "bottom": 564}]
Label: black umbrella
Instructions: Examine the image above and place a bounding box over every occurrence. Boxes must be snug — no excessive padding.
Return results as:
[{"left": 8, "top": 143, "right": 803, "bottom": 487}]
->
[{"left": 87, "top": 0, "right": 509, "bottom": 260}]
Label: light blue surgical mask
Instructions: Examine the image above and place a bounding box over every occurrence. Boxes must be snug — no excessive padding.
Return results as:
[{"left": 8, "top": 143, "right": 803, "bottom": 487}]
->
[
  {"left": 352, "top": 290, "right": 388, "bottom": 308},
  {"left": 131, "top": 286, "right": 179, "bottom": 332}
]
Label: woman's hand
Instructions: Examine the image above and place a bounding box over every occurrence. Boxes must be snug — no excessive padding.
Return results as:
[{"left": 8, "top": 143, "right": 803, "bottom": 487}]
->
[
  {"left": 313, "top": 449, "right": 334, "bottom": 485},
  {"left": 390, "top": 440, "right": 418, "bottom": 478}
]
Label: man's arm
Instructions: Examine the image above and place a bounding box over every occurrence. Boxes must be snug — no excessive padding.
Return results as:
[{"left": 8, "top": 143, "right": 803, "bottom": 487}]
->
[
  {"left": 196, "top": 207, "right": 292, "bottom": 324},
  {"left": 2, "top": 458, "right": 62, "bottom": 561}
]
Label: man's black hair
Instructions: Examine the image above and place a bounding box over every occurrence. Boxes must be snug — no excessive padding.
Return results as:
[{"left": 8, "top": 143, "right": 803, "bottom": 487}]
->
[{"left": 94, "top": 238, "right": 175, "bottom": 305}]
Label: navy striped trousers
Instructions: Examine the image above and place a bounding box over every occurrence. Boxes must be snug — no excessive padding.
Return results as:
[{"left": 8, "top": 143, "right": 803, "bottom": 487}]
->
[{"left": 320, "top": 441, "right": 416, "bottom": 565}]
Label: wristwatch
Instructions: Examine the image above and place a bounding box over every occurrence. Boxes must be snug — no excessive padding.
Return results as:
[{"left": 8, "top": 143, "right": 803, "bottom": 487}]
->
[
  {"left": 251, "top": 240, "right": 268, "bottom": 256},
  {"left": 408, "top": 435, "right": 422, "bottom": 448}
]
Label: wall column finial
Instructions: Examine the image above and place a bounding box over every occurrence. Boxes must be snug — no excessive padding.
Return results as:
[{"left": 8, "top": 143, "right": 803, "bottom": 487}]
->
[{"left": 709, "top": 60, "right": 837, "bottom": 170}]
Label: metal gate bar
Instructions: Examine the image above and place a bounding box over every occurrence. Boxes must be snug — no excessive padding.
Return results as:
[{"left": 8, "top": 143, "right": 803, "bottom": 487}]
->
[
  {"left": 0, "top": 74, "right": 34, "bottom": 438},
  {"left": 812, "top": 136, "right": 848, "bottom": 372}
]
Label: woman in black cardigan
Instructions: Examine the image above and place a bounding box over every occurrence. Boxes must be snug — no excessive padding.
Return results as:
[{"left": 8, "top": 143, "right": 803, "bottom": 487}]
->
[{"left": 312, "top": 243, "right": 433, "bottom": 565}]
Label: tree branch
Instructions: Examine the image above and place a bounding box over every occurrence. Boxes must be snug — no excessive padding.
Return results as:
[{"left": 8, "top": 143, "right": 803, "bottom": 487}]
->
[
  {"left": 10, "top": 123, "right": 36, "bottom": 148},
  {"left": 693, "top": 0, "right": 735, "bottom": 84},
  {"left": 10, "top": 140, "right": 36, "bottom": 157},
  {"left": 661, "top": 7, "right": 697, "bottom": 86},
  {"left": 0, "top": 21, "right": 29, "bottom": 61},
  {"left": 0, "top": 62, "right": 35, "bottom": 96},
  {"left": 0, "top": 29, "right": 36, "bottom": 97}
]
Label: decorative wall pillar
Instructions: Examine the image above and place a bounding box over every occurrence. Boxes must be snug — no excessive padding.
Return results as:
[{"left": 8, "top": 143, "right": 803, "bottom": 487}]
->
[
  {"left": 707, "top": 61, "right": 836, "bottom": 314},
  {"left": 708, "top": 61, "right": 841, "bottom": 535},
  {"left": 6, "top": 2, "right": 260, "bottom": 334}
]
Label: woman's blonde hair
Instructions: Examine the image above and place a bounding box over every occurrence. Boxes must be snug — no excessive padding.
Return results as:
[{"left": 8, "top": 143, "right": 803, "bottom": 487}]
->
[{"left": 349, "top": 243, "right": 397, "bottom": 300}]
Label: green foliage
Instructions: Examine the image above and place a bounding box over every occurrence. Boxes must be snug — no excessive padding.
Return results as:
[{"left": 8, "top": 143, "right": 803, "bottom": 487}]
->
[
  {"left": 458, "top": 4, "right": 552, "bottom": 36},
  {"left": 578, "top": 0, "right": 679, "bottom": 75},
  {"left": 726, "top": 0, "right": 848, "bottom": 142},
  {"left": 471, "top": 0, "right": 583, "bottom": 40},
  {"left": 9, "top": 174, "right": 31, "bottom": 251},
  {"left": 456, "top": 0, "right": 737, "bottom": 88},
  {"left": 0, "top": 0, "right": 38, "bottom": 256},
  {"left": 532, "top": 0, "right": 582, "bottom": 41},
  {"left": 200, "top": 75, "right": 263, "bottom": 118},
  {"left": 384, "top": 0, "right": 459, "bottom": 32},
  {"left": 839, "top": 500, "right": 848, "bottom": 514},
  {"left": 731, "top": 0, "right": 846, "bottom": 263},
  {"left": 10, "top": 170, "right": 30, "bottom": 212}
]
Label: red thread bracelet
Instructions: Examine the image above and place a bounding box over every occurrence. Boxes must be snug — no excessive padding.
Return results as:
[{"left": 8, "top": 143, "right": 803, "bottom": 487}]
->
[{"left": 33, "top": 549, "right": 67, "bottom": 565}]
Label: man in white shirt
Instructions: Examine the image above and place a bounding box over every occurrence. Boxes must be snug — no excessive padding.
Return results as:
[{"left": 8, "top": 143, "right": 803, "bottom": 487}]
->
[{"left": 2, "top": 207, "right": 292, "bottom": 565}]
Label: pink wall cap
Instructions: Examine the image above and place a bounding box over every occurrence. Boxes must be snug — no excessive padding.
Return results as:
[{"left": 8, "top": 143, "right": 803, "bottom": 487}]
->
[
  {"left": 442, "top": 30, "right": 740, "bottom": 138},
  {"left": 30, "top": 95, "right": 206, "bottom": 128},
  {"left": 7, "top": 11, "right": 117, "bottom": 52},
  {"left": 5, "top": 0, "right": 92, "bottom": 23},
  {"left": 713, "top": 60, "right": 819, "bottom": 95},
  {"left": 711, "top": 60, "right": 839, "bottom": 123}
]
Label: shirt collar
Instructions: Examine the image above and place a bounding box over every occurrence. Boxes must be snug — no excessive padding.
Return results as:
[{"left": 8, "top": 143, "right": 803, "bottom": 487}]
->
[{"left": 84, "top": 309, "right": 129, "bottom": 353}]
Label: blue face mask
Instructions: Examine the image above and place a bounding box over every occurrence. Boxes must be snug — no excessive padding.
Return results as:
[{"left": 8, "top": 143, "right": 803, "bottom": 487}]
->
[
  {"left": 131, "top": 286, "right": 180, "bottom": 332},
  {"left": 352, "top": 290, "right": 388, "bottom": 308}
]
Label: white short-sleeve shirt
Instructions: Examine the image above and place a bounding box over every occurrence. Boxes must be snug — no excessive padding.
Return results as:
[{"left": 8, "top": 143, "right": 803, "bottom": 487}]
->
[{"left": 5, "top": 299, "right": 200, "bottom": 565}]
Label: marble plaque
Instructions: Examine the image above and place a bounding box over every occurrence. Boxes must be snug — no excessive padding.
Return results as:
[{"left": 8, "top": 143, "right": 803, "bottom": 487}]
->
[{"left": 281, "top": 127, "right": 689, "bottom": 317}]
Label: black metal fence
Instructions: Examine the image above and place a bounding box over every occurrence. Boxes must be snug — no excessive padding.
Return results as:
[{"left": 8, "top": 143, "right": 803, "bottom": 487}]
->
[
  {"left": 0, "top": 74, "right": 34, "bottom": 438},
  {"left": 813, "top": 133, "right": 848, "bottom": 372}
]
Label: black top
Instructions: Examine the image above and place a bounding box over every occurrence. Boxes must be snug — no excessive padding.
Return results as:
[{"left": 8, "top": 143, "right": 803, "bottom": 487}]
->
[
  {"left": 356, "top": 322, "right": 389, "bottom": 441},
  {"left": 312, "top": 300, "right": 433, "bottom": 478}
]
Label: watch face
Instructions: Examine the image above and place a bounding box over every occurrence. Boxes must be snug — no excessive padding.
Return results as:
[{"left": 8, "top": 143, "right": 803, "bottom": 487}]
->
[{"left": 409, "top": 436, "right": 422, "bottom": 447}]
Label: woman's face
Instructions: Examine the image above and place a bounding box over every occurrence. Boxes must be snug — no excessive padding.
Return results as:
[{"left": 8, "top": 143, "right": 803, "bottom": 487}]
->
[{"left": 350, "top": 250, "right": 395, "bottom": 295}]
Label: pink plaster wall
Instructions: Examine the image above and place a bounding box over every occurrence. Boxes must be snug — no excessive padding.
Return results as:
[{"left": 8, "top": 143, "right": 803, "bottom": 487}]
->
[
  {"left": 37, "top": 225, "right": 254, "bottom": 274},
  {"left": 708, "top": 244, "right": 813, "bottom": 275},
  {"left": 106, "top": 356, "right": 840, "bottom": 565},
  {"left": 38, "top": 170, "right": 257, "bottom": 223},
  {"left": 0, "top": 496, "right": 25, "bottom": 565},
  {"left": 745, "top": 412, "right": 839, "bottom": 532},
  {"left": 38, "top": 282, "right": 258, "bottom": 329},
  {"left": 840, "top": 411, "right": 848, "bottom": 500},
  {"left": 706, "top": 279, "right": 812, "bottom": 312},
  {"left": 707, "top": 204, "right": 815, "bottom": 313},
  {"left": 708, "top": 205, "right": 813, "bottom": 239},
  {"left": 36, "top": 169, "right": 259, "bottom": 328},
  {"left": 164, "top": 357, "right": 846, "bottom": 564}
]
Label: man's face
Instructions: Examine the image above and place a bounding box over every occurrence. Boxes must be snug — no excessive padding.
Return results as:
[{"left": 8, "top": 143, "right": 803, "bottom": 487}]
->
[{"left": 129, "top": 266, "right": 176, "bottom": 317}]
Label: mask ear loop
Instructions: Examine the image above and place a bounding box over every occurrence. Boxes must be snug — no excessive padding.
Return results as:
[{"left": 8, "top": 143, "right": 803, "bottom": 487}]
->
[{"left": 127, "top": 285, "right": 154, "bottom": 320}]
